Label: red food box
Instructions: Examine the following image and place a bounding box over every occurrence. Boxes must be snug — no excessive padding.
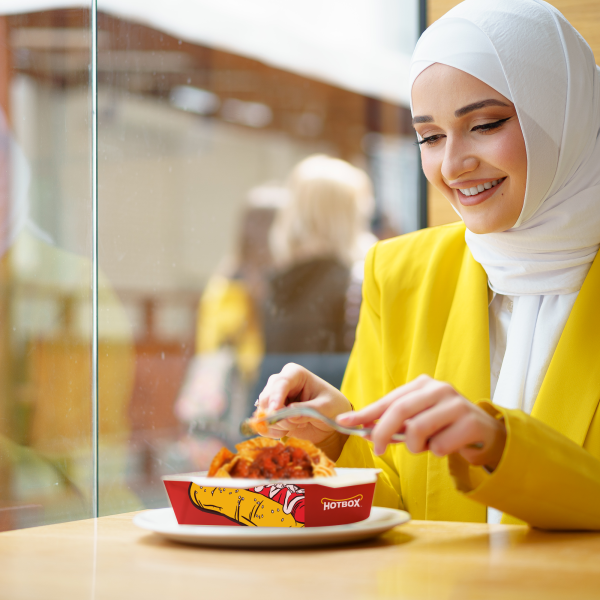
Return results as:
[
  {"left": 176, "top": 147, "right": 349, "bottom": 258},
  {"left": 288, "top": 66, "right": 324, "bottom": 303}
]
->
[{"left": 163, "top": 468, "right": 380, "bottom": 528}]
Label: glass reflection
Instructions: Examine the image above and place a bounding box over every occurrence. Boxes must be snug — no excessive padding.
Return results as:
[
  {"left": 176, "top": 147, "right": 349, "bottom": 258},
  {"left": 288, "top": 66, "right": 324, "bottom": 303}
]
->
[
  {"left": 0, "top": 8, "right": 93, "bottom": 530},
  {"left": 97, "top": 2, "right": 419, "bottom": 513}
]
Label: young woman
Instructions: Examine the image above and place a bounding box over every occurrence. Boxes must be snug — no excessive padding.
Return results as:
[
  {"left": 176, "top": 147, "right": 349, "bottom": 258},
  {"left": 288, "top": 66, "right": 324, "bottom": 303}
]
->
[{"left": 256, "top": 0, "right": 600, "bottom": 530}]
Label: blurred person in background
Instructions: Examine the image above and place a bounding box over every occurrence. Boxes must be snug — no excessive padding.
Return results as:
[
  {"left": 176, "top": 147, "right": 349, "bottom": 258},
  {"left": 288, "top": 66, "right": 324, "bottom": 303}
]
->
[
  {"left": 256, "top": 154, "right": 375, "bottom": 393},
  {"left": 175, "top": 184, "right": 287, "bottom": 458}
]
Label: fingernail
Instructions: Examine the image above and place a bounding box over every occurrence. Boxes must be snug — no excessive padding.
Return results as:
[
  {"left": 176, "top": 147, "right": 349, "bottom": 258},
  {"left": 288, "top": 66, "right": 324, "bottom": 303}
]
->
[{"left": 337, "top": 413, "right": 351, "bottom": 423}]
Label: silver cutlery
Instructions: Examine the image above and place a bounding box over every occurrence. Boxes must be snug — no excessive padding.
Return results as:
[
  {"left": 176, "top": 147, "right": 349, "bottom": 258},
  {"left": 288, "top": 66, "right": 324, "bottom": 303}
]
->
[
  {"left": 240, "top": 405, "right": 406, "bottom": 442},
  {"left": 241, "top": 404, "right": 484, "bottom": 449}
]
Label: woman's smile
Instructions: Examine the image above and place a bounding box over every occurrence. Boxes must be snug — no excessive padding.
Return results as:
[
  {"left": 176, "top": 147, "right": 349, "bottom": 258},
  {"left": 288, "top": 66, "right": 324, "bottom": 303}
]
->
[{"left": 453, "top": 177, "right": 507, "bottom": 206}]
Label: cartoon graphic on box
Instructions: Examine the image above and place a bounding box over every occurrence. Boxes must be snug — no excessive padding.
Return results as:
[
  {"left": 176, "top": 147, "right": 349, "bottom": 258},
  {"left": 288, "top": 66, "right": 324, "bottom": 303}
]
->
[{"left": 189, "top": 483, "right": 306, "bottom": 527}]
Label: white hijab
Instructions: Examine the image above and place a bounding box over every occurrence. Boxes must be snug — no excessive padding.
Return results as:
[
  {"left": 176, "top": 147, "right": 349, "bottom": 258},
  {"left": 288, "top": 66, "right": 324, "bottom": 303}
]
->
[{"left": 409, "top": 0, "right": 600, "bottom": 412}]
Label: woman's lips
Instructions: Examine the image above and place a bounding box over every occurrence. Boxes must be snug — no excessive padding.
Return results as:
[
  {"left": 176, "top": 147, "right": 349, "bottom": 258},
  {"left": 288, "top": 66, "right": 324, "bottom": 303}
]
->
[{"left": 456, "top": 178, "right": 506, "bottom": 206}]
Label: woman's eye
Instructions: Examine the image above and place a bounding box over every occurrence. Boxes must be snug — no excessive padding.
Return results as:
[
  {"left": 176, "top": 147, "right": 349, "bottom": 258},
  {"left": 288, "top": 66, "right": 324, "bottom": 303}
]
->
[
  {"left": 472, "top": 117, "right": 511, "bottom": 133},
  {"left": 417, "top": 134, "right": 445, "bottom": 146}
]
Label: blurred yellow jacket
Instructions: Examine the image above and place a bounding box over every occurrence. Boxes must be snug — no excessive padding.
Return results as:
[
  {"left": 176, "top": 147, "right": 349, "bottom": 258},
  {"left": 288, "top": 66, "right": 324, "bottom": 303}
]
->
[
  {"left": 197, "top": 275, "right": 264, "bottom": 379},
  {"left": 337, "top": 221, "right": 600, "bottom": 530}
]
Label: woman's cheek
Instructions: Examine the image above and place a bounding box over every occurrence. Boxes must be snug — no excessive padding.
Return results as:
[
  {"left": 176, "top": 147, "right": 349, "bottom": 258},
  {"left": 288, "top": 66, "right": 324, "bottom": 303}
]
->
[
  {"left": 490, "top": 127, "right": 527, "bottom": 187},
  {"left": 420, "top": 151, "right": 447, "bottom": 197},
  {"left": 485, "top": 137, "right": 514, "bottom": 173},
  {"left": 487, "top": 135, "right": 527, "bottom": 219}
]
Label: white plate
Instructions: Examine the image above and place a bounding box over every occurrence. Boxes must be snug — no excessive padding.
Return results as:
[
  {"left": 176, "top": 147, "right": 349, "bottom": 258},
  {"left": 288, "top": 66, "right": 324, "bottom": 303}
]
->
[{"left": 133, "top": 507, "right": 410, "bottom": 548}]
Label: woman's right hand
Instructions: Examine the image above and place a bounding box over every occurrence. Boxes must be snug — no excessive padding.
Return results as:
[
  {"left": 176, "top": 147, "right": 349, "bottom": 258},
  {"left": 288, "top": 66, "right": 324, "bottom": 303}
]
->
[{"left": 256, "top": 363, "right": 351, "bottom": 458}]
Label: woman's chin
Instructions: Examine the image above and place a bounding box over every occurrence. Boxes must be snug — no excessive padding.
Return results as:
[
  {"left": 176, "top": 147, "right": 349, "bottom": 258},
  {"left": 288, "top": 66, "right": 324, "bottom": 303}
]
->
[
  {"left": 448, "top": 187, "right": 523, "bottom": 234},
  {"left": 460, "top": 213, "right": 517, "bottom": 235},
  {"left": 453, "top": 202, "right": 520, "bottom": 234}
]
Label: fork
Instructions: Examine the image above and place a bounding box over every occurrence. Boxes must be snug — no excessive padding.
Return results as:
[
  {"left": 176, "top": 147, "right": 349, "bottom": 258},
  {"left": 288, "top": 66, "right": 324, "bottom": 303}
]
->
[
  {"left": 240, "top": 404, "right": 484, "bottom": 449},
  {"left": 240, "top": 405, "right": 406, "bottom": 442}
]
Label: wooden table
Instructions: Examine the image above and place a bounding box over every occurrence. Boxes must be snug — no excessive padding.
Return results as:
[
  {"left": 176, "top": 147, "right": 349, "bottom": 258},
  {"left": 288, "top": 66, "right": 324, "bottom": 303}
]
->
[{"left": 1, "top": 512, "right": 600, "bottom": 600}]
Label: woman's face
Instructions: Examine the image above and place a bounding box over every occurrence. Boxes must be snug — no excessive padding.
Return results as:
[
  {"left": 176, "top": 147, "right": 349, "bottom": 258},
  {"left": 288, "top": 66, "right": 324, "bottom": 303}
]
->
[{"left": 411, "top": 64, "right": 527, "bottom": 234}]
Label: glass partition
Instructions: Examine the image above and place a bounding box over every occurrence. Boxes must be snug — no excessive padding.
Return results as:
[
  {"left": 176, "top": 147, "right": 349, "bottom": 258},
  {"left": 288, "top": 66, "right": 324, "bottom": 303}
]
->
[
  {"left": 0, "top": 1, "right": 421, "bottom": 529},
  {"left": 0, "top": 6, "right": 94, "bottom": 530},
  {"left": 97, "top": 1, "right": 420, "bottom": 513}
]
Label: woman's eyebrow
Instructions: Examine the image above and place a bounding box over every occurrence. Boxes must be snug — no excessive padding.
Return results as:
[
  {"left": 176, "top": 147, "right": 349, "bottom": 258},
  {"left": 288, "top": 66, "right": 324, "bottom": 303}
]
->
[
  {"left": 411, "top": 99, "right": 509, "bottom": 125},
  {"left": 455, "top": 99, "right": 509, "bottom": 117},
  {"left": 412, "top": 115, "right": 433, "bottom": 124}
]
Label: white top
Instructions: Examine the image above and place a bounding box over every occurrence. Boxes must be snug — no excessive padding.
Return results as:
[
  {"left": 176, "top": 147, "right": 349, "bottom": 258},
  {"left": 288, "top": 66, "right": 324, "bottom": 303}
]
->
[
  {"left": 489, "top": 293, "right": 512, "bottom": 402},
  {"left": 487, "top": 293, "right": 511, "bottom": 525},
  {"left": 487, "top": 291, "right": 578, "bottom": 524}
]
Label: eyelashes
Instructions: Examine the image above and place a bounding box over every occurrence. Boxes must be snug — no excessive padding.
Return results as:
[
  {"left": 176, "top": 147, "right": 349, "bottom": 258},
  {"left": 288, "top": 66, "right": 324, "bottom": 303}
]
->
[
  {"left": 471, "top": 116, "right": 512, "bottom": 132},
  {"left": 416, "top": 134, "right": 443, "bottom": 146},
  {"left": 415, "top": 117, "right": 513, "bottom": 146}
]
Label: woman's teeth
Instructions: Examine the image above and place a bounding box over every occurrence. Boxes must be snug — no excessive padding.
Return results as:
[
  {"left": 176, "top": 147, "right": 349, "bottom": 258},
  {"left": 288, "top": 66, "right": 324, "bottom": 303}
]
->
[{"left": 459, "top": 179, "right": 503, "bottom": 196}]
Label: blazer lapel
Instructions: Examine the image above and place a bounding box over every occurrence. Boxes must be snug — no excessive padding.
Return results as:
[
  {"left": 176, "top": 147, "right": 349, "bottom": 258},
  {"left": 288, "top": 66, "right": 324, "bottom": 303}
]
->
[
  {"left": 426, "top": 246, "right": 490, "bottom": 522},
  {"left": 532, "top": 252, "right": 600, "bottom": 445},
  {"left": 434, "top": 247, "right": 490, "bottom": 401},
  {"left": 381, "top": 234, "right": 490, "bottom": 522},
  {"left": 385, "top": 225, "right": 487, "bottom": 391}
]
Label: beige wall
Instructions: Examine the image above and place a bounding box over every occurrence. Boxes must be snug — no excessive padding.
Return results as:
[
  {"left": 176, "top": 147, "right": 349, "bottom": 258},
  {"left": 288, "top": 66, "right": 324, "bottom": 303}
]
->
[
  {"left": 11, "top": 76, "right": 331, "bottom": 295},
  {"left": 96, "top": 90, "right": 332, "bottom": 293},
  {"left": 426, "top": 0, "right": 600, "bottom": 227}
]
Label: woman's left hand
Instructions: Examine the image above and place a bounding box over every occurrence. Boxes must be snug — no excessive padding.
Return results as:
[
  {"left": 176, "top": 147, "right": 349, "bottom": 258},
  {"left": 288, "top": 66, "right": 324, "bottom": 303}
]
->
[{"left": 337, "top": 375, "right": 506, "bottom": 471}]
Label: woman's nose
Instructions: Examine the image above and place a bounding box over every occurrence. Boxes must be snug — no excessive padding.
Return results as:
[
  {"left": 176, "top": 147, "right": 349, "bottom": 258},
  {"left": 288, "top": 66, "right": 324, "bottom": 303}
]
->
[{"left": 441, "top": 136, "right": 479, "bottom": 183}]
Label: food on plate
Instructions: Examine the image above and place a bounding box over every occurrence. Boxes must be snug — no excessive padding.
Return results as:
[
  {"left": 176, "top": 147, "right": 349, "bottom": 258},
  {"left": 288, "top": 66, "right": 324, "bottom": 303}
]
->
[{"left": 207, "top": 437, "right": 336, "bottom": 479}]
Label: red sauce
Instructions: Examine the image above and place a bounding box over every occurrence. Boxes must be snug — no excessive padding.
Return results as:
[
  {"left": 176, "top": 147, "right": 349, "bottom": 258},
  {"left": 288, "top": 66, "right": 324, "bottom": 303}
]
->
[{"left": 230, "top": 443, "right": 313, "bottom": 479}]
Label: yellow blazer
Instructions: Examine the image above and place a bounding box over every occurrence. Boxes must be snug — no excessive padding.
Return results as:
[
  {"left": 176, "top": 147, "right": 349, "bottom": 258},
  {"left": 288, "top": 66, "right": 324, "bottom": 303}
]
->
[{"left": 337, "top": 222, "right": 600, "bottom": 529}]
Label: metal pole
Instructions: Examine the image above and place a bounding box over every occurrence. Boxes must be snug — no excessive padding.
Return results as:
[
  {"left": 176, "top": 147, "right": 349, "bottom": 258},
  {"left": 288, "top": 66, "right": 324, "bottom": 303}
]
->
[
  {"left": 419, "top": 0, "right": 428, "bottom": 37},
  {"left": 91, "top": 0, "right": 99, "bottom": 520},
  {"left": 417, "top": 0, "right": 429, "bottom": 229}
]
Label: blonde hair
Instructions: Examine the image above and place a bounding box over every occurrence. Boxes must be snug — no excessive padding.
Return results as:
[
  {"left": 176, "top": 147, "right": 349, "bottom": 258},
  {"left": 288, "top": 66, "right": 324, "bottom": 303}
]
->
[{"left": 270, "top": 155, "right": 373, "bottom": 267}]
